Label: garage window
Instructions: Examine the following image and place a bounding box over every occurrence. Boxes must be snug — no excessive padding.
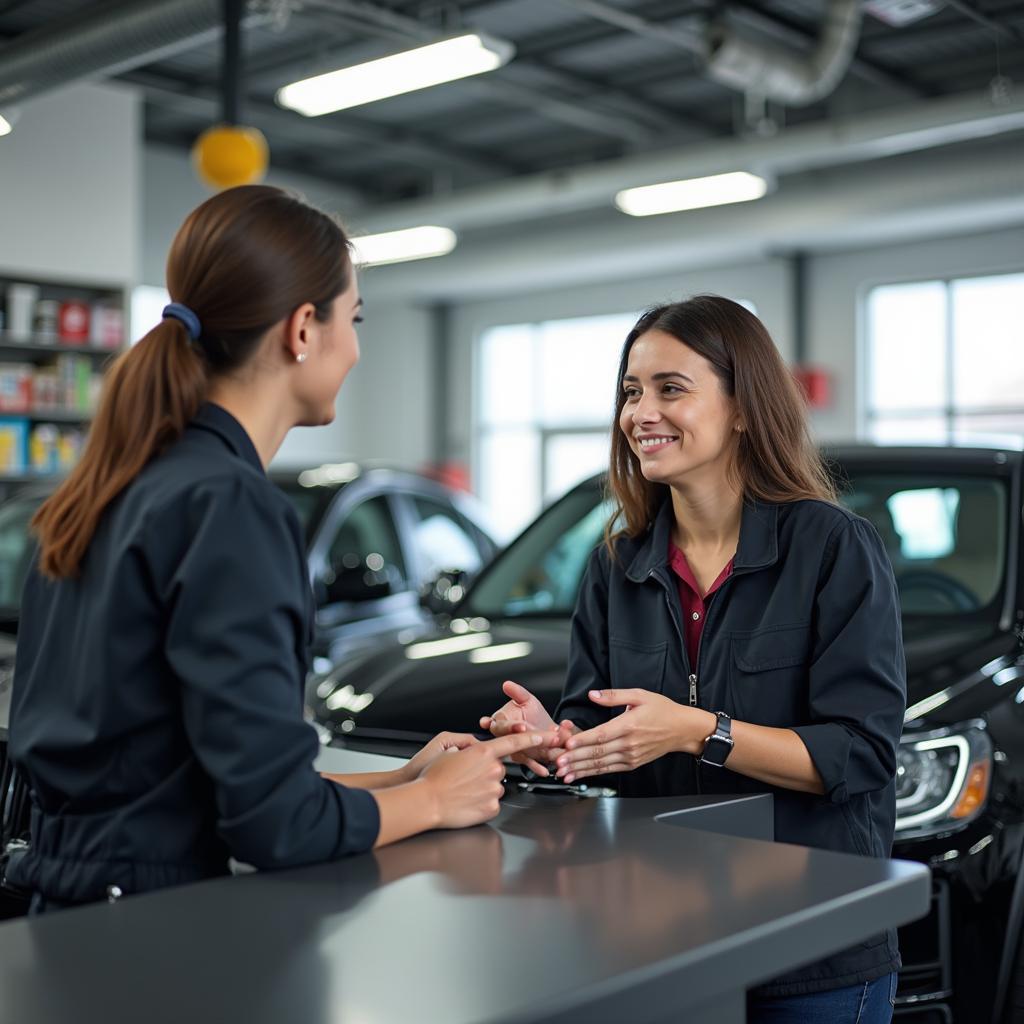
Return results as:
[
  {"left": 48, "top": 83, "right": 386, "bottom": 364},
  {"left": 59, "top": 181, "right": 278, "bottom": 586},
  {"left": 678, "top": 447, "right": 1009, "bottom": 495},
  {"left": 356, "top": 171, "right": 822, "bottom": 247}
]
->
[
  {"left": 476, "top": 312, "right": 637, "bottom": 541},
  {"left": 864, "top": 271, "right": 1024, "bottom": 445}
]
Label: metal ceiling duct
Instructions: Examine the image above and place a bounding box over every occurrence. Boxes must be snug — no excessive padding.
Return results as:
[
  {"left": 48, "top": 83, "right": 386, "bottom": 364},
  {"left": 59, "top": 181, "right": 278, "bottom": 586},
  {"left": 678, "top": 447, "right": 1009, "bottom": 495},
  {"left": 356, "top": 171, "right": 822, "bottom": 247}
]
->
[
  {"left": 0, "top": 0, "right": 262, "bottom": 107},
  {"left": 706, "top": 0, "right": 863, "bottom": 106}
]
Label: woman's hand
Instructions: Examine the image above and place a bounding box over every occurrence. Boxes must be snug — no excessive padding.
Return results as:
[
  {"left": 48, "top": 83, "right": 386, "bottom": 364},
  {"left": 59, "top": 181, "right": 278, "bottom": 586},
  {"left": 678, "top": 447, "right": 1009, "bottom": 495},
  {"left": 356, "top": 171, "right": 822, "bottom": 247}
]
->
[
  {"left": 554, "top": 689, "right": 715, "bottom": 783},
  {"left": 399, "top": 731, "right": 480, "bottom": 784},
  {"left": 479, "top": 680, "right": 571, "bottom": 777},
  {"left": 420, "top": 733, "right": 550, "bottom": 829}
]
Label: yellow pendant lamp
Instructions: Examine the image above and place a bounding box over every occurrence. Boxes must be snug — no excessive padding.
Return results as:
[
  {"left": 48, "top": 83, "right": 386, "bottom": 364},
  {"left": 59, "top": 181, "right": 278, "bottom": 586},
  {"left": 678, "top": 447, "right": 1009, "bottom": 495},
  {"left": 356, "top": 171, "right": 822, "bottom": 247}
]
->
[
  {"left": 192, "top": 0, "right": 269, "bottom": 191},
  {"left": 192, "top": 123, "right": 268, "bottom": 189}
]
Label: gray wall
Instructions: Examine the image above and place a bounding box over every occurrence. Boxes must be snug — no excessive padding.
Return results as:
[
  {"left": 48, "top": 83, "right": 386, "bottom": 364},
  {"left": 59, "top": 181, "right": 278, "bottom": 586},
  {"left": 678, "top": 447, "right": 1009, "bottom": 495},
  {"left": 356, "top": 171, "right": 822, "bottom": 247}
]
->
[{"left": 0, "top": 82, "right": 140, "bottom": 284}]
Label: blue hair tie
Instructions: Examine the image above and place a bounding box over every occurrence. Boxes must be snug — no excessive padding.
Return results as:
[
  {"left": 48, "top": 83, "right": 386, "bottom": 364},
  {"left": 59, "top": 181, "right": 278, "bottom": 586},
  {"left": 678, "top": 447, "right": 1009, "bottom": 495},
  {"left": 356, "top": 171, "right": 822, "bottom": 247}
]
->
[{"left": 162, "top": 302, "right": 201, "bottom": 342}]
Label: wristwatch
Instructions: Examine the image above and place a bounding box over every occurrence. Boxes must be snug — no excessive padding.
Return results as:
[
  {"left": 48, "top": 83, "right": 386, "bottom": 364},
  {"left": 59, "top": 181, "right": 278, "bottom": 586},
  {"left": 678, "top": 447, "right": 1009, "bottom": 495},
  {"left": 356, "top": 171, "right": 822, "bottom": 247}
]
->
[{"left": 698, "top": 711, "right": 734, "bottom": 767}]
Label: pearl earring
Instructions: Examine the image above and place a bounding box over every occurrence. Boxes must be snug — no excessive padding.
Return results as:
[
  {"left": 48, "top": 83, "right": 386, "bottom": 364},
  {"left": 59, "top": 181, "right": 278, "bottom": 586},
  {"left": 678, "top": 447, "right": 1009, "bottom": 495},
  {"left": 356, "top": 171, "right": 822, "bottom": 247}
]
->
[{"left": 296, "top": 353, "right": 307, "bottom": 364}]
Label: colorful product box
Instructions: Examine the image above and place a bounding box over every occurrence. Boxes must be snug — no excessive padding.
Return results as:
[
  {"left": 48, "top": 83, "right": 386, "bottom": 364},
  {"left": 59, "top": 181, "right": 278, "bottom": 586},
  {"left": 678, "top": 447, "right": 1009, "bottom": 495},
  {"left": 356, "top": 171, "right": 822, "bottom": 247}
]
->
[
  {"left": 0, "top": 363, "right": 33, "bottom": 413},
  {"left": 0, "top": 417, "right": 29, "bottom": 475}
]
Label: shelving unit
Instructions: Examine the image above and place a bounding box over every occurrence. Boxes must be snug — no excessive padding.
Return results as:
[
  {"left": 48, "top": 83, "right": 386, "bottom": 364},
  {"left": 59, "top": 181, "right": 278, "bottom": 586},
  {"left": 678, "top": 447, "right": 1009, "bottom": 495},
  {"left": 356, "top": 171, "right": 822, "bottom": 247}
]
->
[
  {"left": 0, "top": 339, "right": 119, "bottom": 360},
  {"left": 0, "top": 273, "right": 127, "bottom": 498}
]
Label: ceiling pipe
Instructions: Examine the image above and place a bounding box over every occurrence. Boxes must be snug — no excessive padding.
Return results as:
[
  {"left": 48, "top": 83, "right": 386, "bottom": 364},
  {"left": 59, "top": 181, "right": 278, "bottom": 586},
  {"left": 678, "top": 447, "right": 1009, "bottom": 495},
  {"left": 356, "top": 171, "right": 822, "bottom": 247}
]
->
[
  {"left": 354, "top": 91, "right": 1024, "bottom": 233},
  {"left": 707, "top": 0, "right": 862, "bottom": 106},
  {"left": 0, "top": 0, "right": 271, "bottom": 107}
]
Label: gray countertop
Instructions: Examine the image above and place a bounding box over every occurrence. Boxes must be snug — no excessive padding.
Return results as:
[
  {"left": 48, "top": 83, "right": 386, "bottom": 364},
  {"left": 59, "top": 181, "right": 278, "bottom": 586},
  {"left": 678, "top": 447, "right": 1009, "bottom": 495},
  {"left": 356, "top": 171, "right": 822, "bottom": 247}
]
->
[{"left": 0, "top": 785, "right": 930, "bottom": 1024}]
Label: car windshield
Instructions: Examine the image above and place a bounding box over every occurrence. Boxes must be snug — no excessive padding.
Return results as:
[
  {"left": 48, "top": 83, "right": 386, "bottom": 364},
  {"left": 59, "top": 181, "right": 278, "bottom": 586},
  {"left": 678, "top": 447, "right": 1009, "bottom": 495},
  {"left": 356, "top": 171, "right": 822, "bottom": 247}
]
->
[
  {"left": 840, "top": 472, "right": 1007, "bottom": 616},
  {"left": 466, "top": 482, "right": 611, "bottom": 618},
  {"left": 0, "top": 494, "right": 43, "bottom": 613},
  {"left": 466, "top": 468, "right": 1010, "bottom": 625}
]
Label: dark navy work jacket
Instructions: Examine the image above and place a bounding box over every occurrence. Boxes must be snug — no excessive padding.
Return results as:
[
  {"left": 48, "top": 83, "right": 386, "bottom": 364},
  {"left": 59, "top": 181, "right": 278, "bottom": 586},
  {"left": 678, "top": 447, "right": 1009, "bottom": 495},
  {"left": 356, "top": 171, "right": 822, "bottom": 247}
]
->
[
  {"left": 556, "top": 497, "right": 907, "bottom": 997},
  {"left": 7, "top": 404, "right": 379, "bottom": 907}
]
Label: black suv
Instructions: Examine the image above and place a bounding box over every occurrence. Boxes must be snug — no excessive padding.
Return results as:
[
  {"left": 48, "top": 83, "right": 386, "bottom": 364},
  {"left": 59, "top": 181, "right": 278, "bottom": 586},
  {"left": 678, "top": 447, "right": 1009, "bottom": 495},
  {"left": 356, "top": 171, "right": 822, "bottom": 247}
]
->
[{"left": 310, "top": 447, "right": 1024, "bottom": 1024}]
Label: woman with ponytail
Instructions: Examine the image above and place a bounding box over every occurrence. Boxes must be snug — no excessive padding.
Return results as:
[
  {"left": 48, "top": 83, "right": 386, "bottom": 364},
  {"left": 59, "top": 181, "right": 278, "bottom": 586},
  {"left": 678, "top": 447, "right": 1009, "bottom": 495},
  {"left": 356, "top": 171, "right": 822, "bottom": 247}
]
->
[{"left": 7, "top": 185, "right": 544, "bottom": 912}]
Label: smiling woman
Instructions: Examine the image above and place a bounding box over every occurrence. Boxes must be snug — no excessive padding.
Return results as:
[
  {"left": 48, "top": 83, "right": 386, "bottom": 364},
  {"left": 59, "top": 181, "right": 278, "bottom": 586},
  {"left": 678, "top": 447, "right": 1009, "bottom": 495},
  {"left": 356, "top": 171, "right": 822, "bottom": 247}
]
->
[
  {"left": 483, "top": 294, "right": 907, "bottom": 1024},
  {"left": 607, "top": 296, "right": 835, "bottom": 547}
]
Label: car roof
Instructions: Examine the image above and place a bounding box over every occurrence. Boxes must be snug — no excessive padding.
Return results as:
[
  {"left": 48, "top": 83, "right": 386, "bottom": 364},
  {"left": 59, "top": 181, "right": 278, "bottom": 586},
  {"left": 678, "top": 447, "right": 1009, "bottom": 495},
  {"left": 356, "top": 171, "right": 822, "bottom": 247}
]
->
[{"left": 825, "top": 445, "right": 1021, "bottom": 473}]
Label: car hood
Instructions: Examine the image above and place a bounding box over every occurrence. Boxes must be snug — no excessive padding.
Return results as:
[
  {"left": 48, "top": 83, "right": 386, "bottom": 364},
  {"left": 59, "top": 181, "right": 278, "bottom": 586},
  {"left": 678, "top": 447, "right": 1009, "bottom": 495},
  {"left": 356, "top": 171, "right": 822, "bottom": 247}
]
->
[
  {"left": 312, "top": 615, "right": 1024, "bottom": 746},
  {"left": 309, "top": 620, "right": 571, "bottom": 742}
]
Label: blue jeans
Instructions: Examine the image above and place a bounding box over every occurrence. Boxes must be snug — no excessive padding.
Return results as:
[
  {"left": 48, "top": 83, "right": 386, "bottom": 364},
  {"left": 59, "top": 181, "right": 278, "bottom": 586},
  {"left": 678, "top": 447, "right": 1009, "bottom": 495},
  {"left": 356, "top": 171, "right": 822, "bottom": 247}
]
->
[{"left": 748, "top": 972, "right": 897, "bottom": 1024}]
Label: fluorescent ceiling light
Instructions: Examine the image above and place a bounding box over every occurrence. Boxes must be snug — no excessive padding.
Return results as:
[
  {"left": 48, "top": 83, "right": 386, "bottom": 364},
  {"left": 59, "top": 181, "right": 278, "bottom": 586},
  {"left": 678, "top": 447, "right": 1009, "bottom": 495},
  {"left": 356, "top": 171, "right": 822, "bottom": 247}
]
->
[
  {"left": 615, "top": 171, "right": 769, "bottom": 217},
  {"left": 0, "top": 114, "right": 13, "bottom": 137},
  {"left": 277, "top": 32, "right": 514, "bottom": 116},
  {"left": 351, "top": 226, "right": 457, "bottom": 267}
]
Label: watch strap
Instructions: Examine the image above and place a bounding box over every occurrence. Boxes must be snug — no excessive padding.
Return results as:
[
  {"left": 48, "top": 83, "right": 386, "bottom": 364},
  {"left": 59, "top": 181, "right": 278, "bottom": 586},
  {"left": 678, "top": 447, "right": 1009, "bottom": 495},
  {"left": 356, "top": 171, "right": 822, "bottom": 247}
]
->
[{"left": 698, "top": 711, "right": 734, "bottom": 767}]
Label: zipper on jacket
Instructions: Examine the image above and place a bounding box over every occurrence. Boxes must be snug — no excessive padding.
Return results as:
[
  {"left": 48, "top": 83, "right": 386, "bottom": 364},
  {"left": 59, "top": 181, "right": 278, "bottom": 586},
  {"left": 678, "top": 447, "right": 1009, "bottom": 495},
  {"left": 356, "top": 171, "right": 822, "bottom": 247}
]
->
[
  {"left": 652, "top": 568, "right": 701, "bottom": 793},
  {"left": 692, "top": 574, "right": 737, "bottom": 700}
]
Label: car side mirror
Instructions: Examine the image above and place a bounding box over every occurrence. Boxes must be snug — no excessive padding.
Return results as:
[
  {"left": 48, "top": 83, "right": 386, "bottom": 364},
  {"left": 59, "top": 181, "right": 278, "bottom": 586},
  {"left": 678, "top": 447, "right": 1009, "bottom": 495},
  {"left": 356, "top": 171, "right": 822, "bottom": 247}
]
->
[
  {"left": 321, "top": 563, "right": 394, "bottom": 605},
  {"left": 419, "top": 567, "right": 469, "bottom": 617}
]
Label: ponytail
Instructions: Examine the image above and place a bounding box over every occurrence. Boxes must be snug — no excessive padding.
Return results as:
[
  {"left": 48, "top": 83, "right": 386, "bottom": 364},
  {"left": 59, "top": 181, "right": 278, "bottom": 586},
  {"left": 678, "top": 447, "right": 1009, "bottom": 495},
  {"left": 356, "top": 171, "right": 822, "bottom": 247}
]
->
[
  {"left": 32, "top": 320, "right": 207, "bottom": 577},
  {"left": 32, "top": 184, "right": 351, "bottom": 578}
]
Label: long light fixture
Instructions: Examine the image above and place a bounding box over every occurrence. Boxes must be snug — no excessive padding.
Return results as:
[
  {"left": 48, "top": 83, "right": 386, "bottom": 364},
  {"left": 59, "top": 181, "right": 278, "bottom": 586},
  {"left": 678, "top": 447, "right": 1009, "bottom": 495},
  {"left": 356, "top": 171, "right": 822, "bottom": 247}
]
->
[
  {"left": 277, "top": 32, "right": 514, "bottom": 117},
  {"left": 615, "top": 171, "right": 769, "bottom": 217},
  {"left": 350, "top": 226, "right": 457, "bottom": 267},
  {"left": 0, "top": 111, "right": 15, "bottom": 137}
]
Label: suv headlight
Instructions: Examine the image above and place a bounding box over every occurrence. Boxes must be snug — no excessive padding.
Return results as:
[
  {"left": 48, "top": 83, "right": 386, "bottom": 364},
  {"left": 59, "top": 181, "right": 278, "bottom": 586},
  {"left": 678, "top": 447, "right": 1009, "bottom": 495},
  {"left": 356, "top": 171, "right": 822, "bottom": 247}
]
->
[{"left": 895, "top": 722, "right": 992, "bottom": 839}]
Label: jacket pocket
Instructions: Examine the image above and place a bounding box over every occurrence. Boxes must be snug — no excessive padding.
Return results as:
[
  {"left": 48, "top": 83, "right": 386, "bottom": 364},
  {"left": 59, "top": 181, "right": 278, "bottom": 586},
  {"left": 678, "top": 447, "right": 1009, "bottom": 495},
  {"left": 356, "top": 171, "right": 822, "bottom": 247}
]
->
[
  {"left": 729, "top": 623, "right": 810, "bottom": 727},
  {"left": 608, "top": 637, "right": 668, "bottom": 693}
]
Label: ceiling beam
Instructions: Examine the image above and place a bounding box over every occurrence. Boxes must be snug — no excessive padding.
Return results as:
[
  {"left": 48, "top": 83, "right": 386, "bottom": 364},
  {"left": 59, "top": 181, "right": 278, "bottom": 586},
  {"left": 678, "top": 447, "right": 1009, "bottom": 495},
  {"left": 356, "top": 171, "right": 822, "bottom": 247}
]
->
[
  {"left": 295, "top": 0, "right": 673, "bottom": 144},
  {"left": 242, "top": 22, "right": 716, "bottom": 140}
]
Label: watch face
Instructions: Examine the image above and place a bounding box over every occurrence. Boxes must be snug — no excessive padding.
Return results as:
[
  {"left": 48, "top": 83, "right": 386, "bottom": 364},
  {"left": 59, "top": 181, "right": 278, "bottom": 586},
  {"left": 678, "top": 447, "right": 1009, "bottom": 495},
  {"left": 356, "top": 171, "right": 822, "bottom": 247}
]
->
[{"left": 701, "top": 734, "right": 734, "bottom": 766}]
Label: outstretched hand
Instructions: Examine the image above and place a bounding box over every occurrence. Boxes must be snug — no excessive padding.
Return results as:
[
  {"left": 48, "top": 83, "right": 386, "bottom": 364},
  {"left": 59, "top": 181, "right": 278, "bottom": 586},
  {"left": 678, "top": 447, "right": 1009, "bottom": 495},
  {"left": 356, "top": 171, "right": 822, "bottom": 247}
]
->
[{"left": 479, "top": 680, "right": 574, "bottom": 777}]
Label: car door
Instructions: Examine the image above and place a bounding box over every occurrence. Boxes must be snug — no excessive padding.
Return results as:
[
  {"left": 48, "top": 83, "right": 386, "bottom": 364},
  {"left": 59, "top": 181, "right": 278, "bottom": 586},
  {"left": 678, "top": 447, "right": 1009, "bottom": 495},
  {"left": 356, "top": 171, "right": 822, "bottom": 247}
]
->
[{"left": 309, "top": 490, "right": 426, "bottom": 660}]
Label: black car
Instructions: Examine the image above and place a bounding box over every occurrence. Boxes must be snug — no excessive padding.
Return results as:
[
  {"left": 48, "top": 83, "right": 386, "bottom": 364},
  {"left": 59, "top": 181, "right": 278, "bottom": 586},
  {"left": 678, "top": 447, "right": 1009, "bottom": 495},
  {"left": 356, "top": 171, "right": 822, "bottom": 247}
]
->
[{"left": 310, "top": 446, "right": 1024, "bottom": 1024}]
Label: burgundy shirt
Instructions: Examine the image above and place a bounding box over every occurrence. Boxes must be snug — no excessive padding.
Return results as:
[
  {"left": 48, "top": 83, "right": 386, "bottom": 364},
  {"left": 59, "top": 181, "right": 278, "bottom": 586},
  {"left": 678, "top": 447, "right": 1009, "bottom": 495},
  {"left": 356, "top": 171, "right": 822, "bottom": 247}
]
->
[{"left": 667, "top": 542, "right": 734, "bottom": 671}]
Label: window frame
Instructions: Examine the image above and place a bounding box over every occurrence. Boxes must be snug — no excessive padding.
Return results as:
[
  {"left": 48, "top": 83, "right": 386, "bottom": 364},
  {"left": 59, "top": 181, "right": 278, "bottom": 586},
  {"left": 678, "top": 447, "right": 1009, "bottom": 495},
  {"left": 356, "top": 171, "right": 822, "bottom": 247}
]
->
[
  {"left": 861, "top": 267, "right": 1024, "bottom": 445},
  {"left": 472, "top": 313, "right": 636, "bottom": 539}
]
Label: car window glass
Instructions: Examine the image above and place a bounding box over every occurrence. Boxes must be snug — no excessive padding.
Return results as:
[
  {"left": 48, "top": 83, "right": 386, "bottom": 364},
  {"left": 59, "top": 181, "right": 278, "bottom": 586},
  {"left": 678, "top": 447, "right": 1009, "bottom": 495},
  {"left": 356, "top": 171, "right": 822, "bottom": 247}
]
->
[
  {"left": 410, "top": 497, "right": 483, "bottom": 580},
  {"left": 468, "top": 487, "right": 611, "bottom": 617},
  {"left": 327, "top": 496, "right": 406, "bottom": 583},
  {"left": 841, "top": 475, "right": 1006, "bottom": 614},
  {"left": 0, "top": 497, "right": 39, "bottom": 610}
]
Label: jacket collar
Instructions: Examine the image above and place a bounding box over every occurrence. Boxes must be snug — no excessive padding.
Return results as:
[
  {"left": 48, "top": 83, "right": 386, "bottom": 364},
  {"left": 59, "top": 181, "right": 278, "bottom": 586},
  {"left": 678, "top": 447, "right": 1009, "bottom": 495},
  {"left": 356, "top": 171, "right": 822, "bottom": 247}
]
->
[
  {"left": 190, "top": 402, "right": 265, "bottom": 475},
  {"left": 625, "top": 496, "right": 779, "bottom": 582}
]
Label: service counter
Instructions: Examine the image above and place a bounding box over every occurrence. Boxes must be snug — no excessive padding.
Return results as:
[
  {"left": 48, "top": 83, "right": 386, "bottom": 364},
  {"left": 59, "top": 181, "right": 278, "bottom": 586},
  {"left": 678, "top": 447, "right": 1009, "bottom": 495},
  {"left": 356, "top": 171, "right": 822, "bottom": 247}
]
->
[{"left": 0, "top": 747, "right": 930, "bottom": 1024}]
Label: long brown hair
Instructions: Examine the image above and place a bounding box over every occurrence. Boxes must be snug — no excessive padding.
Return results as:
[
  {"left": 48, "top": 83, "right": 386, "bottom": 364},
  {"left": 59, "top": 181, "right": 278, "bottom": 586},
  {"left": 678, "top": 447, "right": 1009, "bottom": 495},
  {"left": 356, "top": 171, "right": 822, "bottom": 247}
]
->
[
  {"left": 33, "top": 184, "right": 352, "bottom": 578},
  {"left": 606, "top": 294, "right": 835, "bottom": 550}
]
